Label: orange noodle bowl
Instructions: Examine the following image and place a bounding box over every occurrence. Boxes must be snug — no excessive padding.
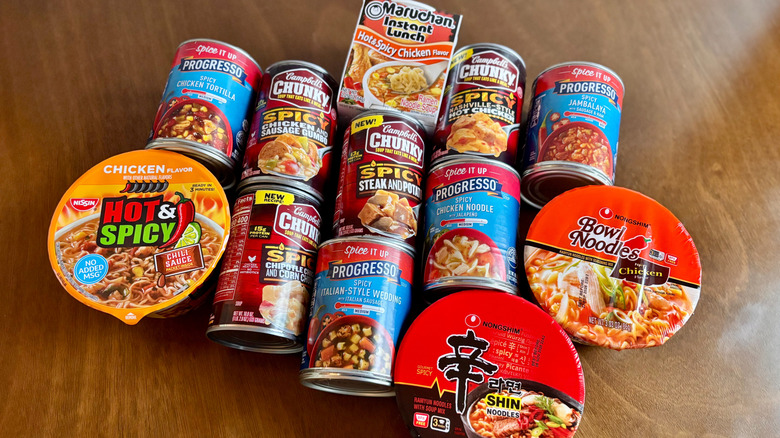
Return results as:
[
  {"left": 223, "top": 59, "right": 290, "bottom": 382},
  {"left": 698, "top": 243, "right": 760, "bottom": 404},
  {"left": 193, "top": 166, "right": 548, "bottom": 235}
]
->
[{"left": 48, "top": 150, "right": 231, "bottom": 324}]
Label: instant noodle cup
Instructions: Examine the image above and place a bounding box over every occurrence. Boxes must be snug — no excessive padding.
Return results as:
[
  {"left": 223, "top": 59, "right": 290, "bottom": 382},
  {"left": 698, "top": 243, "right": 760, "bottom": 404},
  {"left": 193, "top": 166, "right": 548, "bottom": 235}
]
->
[
  {"left": 524, "top": 186, "right": 702, "bottom": 350},
  {"left": 48, "top": 150, "right": 231, "bottom": 324},
  {"left": 394, "top": 290, "right": 585, "bottom": 438}
]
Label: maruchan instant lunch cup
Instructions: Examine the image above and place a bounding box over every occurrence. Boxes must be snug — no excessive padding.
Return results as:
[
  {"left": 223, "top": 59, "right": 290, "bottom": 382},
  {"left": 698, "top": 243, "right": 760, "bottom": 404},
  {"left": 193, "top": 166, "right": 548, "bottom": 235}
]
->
[{"left": 48, "top": 150, "right": 231, "bottom": 324}]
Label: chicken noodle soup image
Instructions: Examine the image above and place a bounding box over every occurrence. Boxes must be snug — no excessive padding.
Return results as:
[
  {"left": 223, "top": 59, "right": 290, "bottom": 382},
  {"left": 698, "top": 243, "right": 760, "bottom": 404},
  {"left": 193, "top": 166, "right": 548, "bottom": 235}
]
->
[
  {"left": 447, "top": 112, "right": 509, "bottom": 157},
  {"left": 388, "top": 66, "right": 428, "bottom": 94},
  {"left": 365, "top": 63, "right": 444, "bottom": 109},
  {"left": 256, "top": 133, "right": 321, "bottom": 181},
  {"left": 358, "top": 190, "right": 417, "bottom": 239},
  {"left": 467, "top": 390, "right": 581, "bottom": 438},
  {"left": 156, "top": 100, "right": 230, "bottom": 153},
  {"left": 428, "top": 232, "right": 502, "bottom": 281},
  {"left": 311, "top": 316, "right": 393, "bottom": 376}
]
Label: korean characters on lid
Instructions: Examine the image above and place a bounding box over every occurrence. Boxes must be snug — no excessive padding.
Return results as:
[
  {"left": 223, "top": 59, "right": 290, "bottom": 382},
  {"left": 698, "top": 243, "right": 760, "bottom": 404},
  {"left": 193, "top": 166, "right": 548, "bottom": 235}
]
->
[
  {"left": 47, "top": 150, "right": 231, "bottom": 324},
  {"left": 241, "top": 61, "right": 338, "bottom": 201},
  {"left": 300, "top": 237, "right": 414, "bottom": 397},
  {"left": 206, "top": 183, "right": 322, "bottom": 354},
  {"left": 333, "top": 111, "right": 426, "bottom": 249},
  {"left": 521, "top": 62, "right": 624, "bottom": 209},
  {"left": 147, "top": 39, "right": 263, "bottom": 189},
  {"left": 394, "top": 290, "right": 585, "bottom": 438},
  {"left": 524, "top": 186, "right": 702, "bottom": 350},
  {"left": 338, "top": 0, "right": 463, "bottom": 133},
  {"left": 431, "top": 44, "right": 526, "bottom": 166},
  {"left": 422, "top": 158, "right": 521, "bottom": 299}
]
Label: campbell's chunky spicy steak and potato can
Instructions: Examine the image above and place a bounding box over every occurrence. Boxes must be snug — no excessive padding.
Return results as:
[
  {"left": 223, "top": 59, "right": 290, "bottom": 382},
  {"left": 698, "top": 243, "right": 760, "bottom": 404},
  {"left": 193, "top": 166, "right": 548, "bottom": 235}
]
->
[
  {"left": 521, "top": 62, "right": 624, "bottom": 208},
  {"left": 147, "top": 39, "right": 262, "bottom": 188},
  {"left": 300, "top": 237, "right": 414, "bottom": 397},
  {"left": 431, "top": 44, "right": 526, "bottom": 166},
  {"left": 207, "top": 183, "right": 322, "bottom": 353},
  {"left": 241, "top": 61, "right": 338, "bottom": 201},
  {"left": 48, "top": 150, "right": 231, "bottom": 324},
  {"left": 334, "top": 111, "right": 426, "bottom": 249},
  {"left": 338, "top": 0, "right": 462, "bottom": 133}
]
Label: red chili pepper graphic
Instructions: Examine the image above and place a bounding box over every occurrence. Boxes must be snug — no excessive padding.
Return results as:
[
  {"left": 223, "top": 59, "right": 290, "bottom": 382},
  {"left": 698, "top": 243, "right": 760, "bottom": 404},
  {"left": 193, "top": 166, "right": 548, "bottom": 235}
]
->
[
  {"left": 159, "top": 192, "right": 195, "bottom": 249},
  {"left": 119, "top": 181, "right": 133, "bottom": 193},
  {"left": 623, "top": 235, "right": 650, "bottom": 250}
]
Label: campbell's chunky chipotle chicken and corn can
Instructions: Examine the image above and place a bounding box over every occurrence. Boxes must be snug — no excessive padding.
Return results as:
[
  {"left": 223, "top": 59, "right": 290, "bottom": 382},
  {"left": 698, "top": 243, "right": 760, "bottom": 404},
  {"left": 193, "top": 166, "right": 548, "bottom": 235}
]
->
[
  {"left": 338, "top": 0, "right": 462, "bottom": 133},
  {"left": 241, "top": 61, "right": 338, "bottom": 200},
  {"left": 333, "top": 111, "right": 426, "bottom": 249},
  {"left": 300, "top": 237, "right": 414, "bottom": 397},
  {"left": 431, "top": 43, "right": 526, "bottom": 166},
  {"left": 394, "top": 290, "right": 585, "bottom": 438},
  {"left": 207, "top": 183, "right": 322, "bottom": 353},
  {"left": 48, "top": 150, "right": 231, "bottom": 324},
  {"left": 521, "top": 62, "right": 624, "bottom": 208},
  {"left": 147, "top": 39, "right": 263, "bottom": 188},
  {"left": 524, "top": 186, "right": 701, "bottom": 350}
]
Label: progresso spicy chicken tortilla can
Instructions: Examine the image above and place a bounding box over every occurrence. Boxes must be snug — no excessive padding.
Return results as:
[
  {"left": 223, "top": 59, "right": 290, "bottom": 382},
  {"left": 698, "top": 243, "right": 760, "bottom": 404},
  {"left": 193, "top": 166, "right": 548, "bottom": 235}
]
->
[
  {"left": 422, "top": 158, "right": 521, "bottom": 299},
  {"left": 394, "top": 290, "right": 585, "bottom": 438},
  {"left": 300, "top": 236, "right": 414, "bottom": 397},
  {"left": 48, "top": 150, "right": 231, "bottom": 324},
  {"left": 431, "top": 43, "right": 526, "bottom": 166},
  {"left": 333, "top": 111, "right": 426, "bottom": 249},
  {"left": 521, "top": 62, "right": 624, "bottom": 209},
  {"left": 147, "top": 39, "right": 263, "bottom": 189},
  {"left": 206, "top": 182, "right": 322, "bottom": 353},
  {"left": 241, "top": 60, "right": 338, "bottom": 201}
]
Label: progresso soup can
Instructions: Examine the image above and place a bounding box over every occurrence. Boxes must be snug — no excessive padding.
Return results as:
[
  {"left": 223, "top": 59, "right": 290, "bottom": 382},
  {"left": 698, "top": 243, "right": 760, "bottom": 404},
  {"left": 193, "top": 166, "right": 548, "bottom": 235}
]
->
[
  {"left": 240, "top": 60, "right": 338, "bottom": 201},
  {"left": 147, "top": 39, "right": 263, "bottom": 189},
  {"left": 333, "top": 111, "right": 426, "bottom": 249},
  {"left": 47, "top": 150, "right": 231, "bottom": 324},
  {"left": 394, "top": 290, "right": 585, "bottom": 438},
  {"left": 206, "top": 182, "right": 322, "bottom": 353},
  {"left": 431, "top": 43, "right": 526, "bottom": 166},
  {"left": 300, "top": 236, "right": 414, "bottom": 397},
  {"left": 521, "top": 62, "right": 624, "bottom": 209},
  {"left": 422, "top": 157, "right": 521, "bottom": 299}
]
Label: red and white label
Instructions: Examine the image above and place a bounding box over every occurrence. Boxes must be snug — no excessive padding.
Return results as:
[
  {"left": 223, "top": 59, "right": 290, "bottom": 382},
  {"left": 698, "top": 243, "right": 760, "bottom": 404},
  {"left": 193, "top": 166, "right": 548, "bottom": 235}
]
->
[{"left": 70, "top": 198, "right": 99, "bottom": 211}]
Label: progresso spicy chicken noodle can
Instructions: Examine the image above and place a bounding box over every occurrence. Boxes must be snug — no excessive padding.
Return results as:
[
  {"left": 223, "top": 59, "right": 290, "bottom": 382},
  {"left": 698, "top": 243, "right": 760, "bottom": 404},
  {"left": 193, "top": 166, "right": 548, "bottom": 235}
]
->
[
  {"left": 333, "top": 111, "right": 426, "bottom": 248},
  {"left": 524, "top": 186, "right": 702, "bottom": 350},
  {"left": 422, "top": 158, "right": 521, "bottom": 298},
  {"left": 147, "top": 39, "right": 262, "bottom": 188},
  {"left": 300, "top": 237, "right": 414, "bottom": 397},
  {"left": 521, "top": 62, "right": 624, "bottom": 209},
  {"left": 241, "top": 61, "right": 338, "bottom": 200},
  {"left": 431, "top": 43, "right": 526, "bottom": 166},
  {"left": 48, "top": 150, "right": 231, "bottom": 324},
  {"left": 394, "top": 290, "right": 585, "bottom": 438},
  {"left": 206, "top": 182, "right": 322, "bottom": 353}
]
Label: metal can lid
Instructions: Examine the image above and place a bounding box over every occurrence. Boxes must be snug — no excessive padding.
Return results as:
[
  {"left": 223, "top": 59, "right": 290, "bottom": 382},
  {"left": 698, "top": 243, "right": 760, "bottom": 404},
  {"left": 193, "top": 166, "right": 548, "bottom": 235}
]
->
[
  {"left": 521, "top": 161, "right": 612, "bottom": 209},
  {"left": 266, "top": 60, "right": 336, "bottom": 82},
  {"left": 423, "top": 277, "right": 518, "bottom": 301},
  {"left": 533, "top": 61, "right": 624, "bottom": 91},
  {"left": 394, "top": 290, "right": 585, "bottom": 437},
  {"left": 235, "top": 180, "right": 323, "bottom": 206},
  {"left": 299, "top": 368, "right": 394, "bottom": 397},
  {"left": 177, "top": 38, "right": 262, "bottom": 72},
  {"left": 236, "top": 175, "right": 325, "bottom": 204},
  {"left": 454, "top": 43, "right": 526, "bottom": 71},
  {"left": 351, "top": 109, "right": 428, "bottom": 136},
  {"left": 429, "top": 155, "right": 521, "bottom": 181},
  {"left": 206, "top": 324, "right": 302, "bottom": 354},
  {"left": 319, "top": 235, "right": 416, "bottom": 258},
  {"left": 147, "top": 138, "right": 237, "bottom": 189}
]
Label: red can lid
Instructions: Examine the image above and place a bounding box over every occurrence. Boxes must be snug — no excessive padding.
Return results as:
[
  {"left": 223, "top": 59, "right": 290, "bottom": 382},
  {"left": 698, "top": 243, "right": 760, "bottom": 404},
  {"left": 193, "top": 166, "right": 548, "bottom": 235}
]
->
[
  {"left": 394, "top": 290, "right": 584, "bottom": 438},
  {"left": 524, "top": 186, "right": 702, "bottom": 350}
]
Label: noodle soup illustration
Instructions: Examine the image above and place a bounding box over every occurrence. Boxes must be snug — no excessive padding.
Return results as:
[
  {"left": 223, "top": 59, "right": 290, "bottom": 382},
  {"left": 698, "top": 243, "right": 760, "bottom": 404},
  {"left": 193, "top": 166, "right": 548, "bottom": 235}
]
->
[{"left": 424, "top": 229, "right": 506, "bottom": 282}]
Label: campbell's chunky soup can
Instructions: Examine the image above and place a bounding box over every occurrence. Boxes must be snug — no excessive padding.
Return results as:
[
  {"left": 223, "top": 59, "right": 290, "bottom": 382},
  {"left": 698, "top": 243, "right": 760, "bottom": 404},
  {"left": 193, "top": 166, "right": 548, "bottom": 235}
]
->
[
  {"left": 394, "top": 290, "right": 585, "bottom": 438},
  {"left": 241, "top": 61, "right": 338, "bottom": 201},
  {"left": 300, "top": 237, "right": 414, "bottom": 397},
  {"left": 521, "top": 62, "right": 624, "bottom": 209},
  {"left": 524, "top": 186, "right": 702, "bottom": 350},
  {"left": 147, "top": 39, "right": 263, "bottom": 188},
  {"left": 431, "top": 44, "right": 526, "bottom": 166},
  {"left": 333, "top": 111, "right": 426, "bottom": 249},
  {"left": 422, "top": 158, "right": 521, "bottom": 298},
  {"left": 48, "top": 150, "right": 231, "bottom": 324},
  {"left": 206, "top": 182, "right": 322, "bottom": 353}
]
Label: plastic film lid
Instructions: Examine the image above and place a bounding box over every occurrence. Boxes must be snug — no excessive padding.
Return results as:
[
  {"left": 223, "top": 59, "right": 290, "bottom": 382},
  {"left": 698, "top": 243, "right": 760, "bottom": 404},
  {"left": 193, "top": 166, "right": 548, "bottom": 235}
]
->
[
  {"left": 394, "top": 290, "right": 584, "bottom": 438},
  {"left": 47, "top": 150, "right": 231, "bottom": 325},
  {"left": 524, "top": 186, "right": 701, "bottom": 350}
]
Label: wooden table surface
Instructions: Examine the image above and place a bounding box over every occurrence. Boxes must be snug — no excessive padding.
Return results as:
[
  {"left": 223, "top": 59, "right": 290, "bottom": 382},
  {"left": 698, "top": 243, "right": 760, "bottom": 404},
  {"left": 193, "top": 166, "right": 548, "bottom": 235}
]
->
[{"left": 2, "top": 0, "right": 779, "bottom": 436}]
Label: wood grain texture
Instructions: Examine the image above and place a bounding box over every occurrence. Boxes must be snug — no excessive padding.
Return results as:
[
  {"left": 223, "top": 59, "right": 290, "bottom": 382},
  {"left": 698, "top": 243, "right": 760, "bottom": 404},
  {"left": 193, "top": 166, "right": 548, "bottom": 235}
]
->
[{"left": 2, "top": 0, "right": 779, "bottom": 436}]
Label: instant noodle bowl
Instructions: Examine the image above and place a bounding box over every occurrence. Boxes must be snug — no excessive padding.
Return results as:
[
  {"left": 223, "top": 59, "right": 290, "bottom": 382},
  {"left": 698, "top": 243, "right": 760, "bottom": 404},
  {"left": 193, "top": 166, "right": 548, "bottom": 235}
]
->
[
  {"left": 300, "top": 236, "right": 414, "bottom": 397},
  {"left": 206, "top": 182, "right": 322, "bottom": 353},
  {"left": 147, "top": 39, "right": 263, "bottom": 189},
  {"left": 524, "top": 186, "right": 702, "bottom": 350},
  {"left": 431, "top": 44, "right": 526, "bottom": 166},
  {"left": 422, "top": 158, "right": 521, "bottom": 298},
  {"left": 48, "top": 150, "right": 231, "bottom": 324},
  {"left": 394, "top": 290, "right": 585, "bottom": 438},
  {"left": 337, "top": 0, "right": 462, "bottom": 133},
  {"left": 241, "top": 61, "right": 338, "bottom": 201},
  {"left": 521, "top": 62, "right": 624, "bottom": 209},
  {"left": 333, "top": 111, "right": 426, "bottom": 249}
]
